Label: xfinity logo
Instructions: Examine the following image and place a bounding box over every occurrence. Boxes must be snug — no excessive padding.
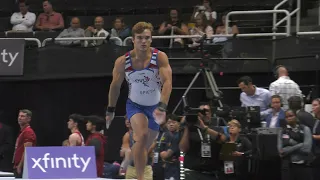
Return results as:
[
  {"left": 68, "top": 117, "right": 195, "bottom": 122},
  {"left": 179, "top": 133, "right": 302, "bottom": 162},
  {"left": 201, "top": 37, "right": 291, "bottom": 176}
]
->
[
  {"left": 31, "top": 153, "right": 91, "bottom": 173},
  {"left": 0, "top": 49, "right": 19, "bottom": 67}
]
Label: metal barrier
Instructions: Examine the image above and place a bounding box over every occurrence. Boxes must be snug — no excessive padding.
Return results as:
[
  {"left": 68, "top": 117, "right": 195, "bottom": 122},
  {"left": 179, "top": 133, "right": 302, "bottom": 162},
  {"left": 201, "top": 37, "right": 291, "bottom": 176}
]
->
[
  {"left": 226, "top": 10, "right": 291, "bottom": 36},
  {"left": 42, "top": 37, "right": 123, "bottom": 47},
  {"left": 2, "top": 38, "right": 42, "bottom": 48},
  {"left": 273, "top": 0, "right": 301, "bottom": 33},
  {"left": 122, "top": 33, "right": 290, "bottom": 46},
  {"left": 123, "top": 35, "right": 201, "bottom": 46}
]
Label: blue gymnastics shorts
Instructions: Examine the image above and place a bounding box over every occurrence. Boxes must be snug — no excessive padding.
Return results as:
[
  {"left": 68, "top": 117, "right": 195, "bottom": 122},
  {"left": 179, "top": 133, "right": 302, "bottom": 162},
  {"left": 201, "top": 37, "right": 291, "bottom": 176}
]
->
[{"left": 126, "top": 99, "right": 160, "bottom": 131}]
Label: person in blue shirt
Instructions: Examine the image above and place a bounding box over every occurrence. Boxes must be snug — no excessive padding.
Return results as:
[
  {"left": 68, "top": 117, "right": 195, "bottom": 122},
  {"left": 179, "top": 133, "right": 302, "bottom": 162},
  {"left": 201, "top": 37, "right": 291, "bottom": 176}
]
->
[{"left": 265, "top": 95, "right": 286, "bottom": 128}]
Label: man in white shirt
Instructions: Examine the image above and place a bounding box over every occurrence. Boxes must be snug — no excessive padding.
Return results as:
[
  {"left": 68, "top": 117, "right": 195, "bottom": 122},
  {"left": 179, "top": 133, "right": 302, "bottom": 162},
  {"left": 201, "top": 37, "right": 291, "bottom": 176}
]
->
[
  {"left": 269, "top": 65, "right": 302, "bottom": 110},
  {"left": 10, "top": 1, "right": 36, "bottom": 32},
  {"left": 84, "top": 16, "right": 110, "bottom": 47}
]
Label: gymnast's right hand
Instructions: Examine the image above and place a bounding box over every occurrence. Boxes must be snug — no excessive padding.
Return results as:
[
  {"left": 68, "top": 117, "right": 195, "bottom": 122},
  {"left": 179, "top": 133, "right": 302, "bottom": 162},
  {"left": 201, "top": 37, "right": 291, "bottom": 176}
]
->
[{"left": 105, "top": 107, "right": 115, "bottom": 129}]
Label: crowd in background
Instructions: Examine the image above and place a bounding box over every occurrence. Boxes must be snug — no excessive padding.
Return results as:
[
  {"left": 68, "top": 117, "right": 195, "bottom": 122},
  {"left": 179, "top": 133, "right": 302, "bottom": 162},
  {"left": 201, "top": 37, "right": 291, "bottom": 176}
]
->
[
  {"left": 1, "top": 65, "right": 319, "bottom": 180},
  {"left": 10, "top": 0, "right": 239, "bottom": 47}
]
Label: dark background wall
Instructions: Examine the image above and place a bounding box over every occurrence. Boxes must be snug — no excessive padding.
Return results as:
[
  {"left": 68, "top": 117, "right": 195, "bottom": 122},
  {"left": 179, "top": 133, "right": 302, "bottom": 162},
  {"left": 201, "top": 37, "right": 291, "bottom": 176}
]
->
[{"left": 0, "top": 71, "right": 318, "bottom": 162}]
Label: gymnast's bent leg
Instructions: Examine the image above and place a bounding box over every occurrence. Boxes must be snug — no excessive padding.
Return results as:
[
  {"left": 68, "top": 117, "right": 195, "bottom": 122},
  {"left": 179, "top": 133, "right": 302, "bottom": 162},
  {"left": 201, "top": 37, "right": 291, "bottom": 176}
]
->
[{"left": 130, "top": 113, "right": 150, "bottom": 180}]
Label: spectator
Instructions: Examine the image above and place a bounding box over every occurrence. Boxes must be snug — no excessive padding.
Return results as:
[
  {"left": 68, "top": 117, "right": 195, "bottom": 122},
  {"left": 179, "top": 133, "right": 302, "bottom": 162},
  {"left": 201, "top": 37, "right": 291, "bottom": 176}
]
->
[
  {"left": 191, "top": 0, "right": 217, "bottom": 25},
  {"left": 189, "top": 13, "right": 213, "bottom": 47},
  {"left": 10, "top": 1, "right": 36, "bottom": 32},
  {"left": 110, "top": 17, "right": 131, "bottom": 40},
  {"left": 56, "top": 17, "right": 84, "bottom": 46},
  {"left": 215, "top": 13, "right": 239, "bottom": 35},
  {"left": 214, "top": 12, "right": 239, "bottom": 44},
  {"left": 35, "top": 0, "right": 64, "bottom": 31},
  {"left": 84, "top": 16, "right": 110, "bottom": 47},
  {"left": 158, "top": 9, "right": 189, "bottom": 47}
]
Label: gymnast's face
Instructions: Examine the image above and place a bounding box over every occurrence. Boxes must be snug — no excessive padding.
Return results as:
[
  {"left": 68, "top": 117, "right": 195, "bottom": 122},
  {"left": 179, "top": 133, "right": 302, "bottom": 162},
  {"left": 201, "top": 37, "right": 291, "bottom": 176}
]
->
[{"left": 133, "top": 29, "right": 152, "bottom": 51}]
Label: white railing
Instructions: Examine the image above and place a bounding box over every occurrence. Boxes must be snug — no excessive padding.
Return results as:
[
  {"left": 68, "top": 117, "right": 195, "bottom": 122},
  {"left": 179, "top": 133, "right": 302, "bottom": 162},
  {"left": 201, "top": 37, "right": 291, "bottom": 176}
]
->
[
  {"left": 122, "top": 33, "right": 289, "bottom": 46},
  {"left": 123, "top": 35, "right": 202, "bottom": 46},
  {"left": 2, "top": 38, "right": 42, "bottom": 48},
  {"left": 273, "top": 0, "right": 320, "bottom": 36},
  {"left": 8, "top": 0, "right": 320, "bottom": 48},
  {"left": 273, "top": 0, "right": 301, "bottom": 33},
  {"left": 226, "top": 10, "right": 291, "bottom": 36},
  {"left": 42, "top": 37, "right": 123, "bottom": 47}
]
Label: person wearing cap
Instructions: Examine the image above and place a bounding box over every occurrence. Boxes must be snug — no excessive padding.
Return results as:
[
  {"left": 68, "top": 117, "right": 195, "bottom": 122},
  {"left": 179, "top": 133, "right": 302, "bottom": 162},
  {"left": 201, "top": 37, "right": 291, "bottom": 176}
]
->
[
  {"left": 225, "top": 119, "right": 252, "bottom": 180},
  {"left": 85, "top": 115, "right": 106, "bottom": 178},
  {"left": 67, "top": 114, "right": 85, "bottom": 146}
]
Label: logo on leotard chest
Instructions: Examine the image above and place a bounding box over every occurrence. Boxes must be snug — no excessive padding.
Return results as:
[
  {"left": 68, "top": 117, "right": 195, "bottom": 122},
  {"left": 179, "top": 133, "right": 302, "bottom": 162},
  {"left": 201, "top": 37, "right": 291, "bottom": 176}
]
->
[{"left": 134, "top": 76, "right": 150, "bottom": 87}]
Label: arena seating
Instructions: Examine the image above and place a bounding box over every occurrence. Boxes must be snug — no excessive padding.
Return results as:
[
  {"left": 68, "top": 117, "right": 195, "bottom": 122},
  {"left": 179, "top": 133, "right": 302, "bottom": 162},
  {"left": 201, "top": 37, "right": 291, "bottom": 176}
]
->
[{"left": 0, "top": 0, "right": 300, "bottom": 37}]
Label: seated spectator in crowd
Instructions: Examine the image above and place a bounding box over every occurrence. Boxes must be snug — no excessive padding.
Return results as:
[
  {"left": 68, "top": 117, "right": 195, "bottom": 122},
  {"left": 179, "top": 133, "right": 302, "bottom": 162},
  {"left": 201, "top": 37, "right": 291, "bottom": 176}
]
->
[
  {"left": 158, "top": 9, "right": 189, "bottom": 47},
  {"left": 216, "top": 13, "right": 239, "bottom": 35},
  {"left": 265, "top": 95, "right": 286, "bottom": 128},
  {"left": 214, "top": 13, "right": 239, "bottom": 44},
  {"left": 110, "top": 17, "right": 131, "bottom": 40},
  {"left": 55, "top": 17, "right": 84, "bottom": 46},
  {"left": 191, "top": 0, "right": 217, "bottom": 25},
  {"left": 84, "top": 16, "right": 110, "bottom": 47},
  {"left": 189, "top": 13, "right": 213, "bottom": 47},
  {"left": 10, "top": 1, "right": 36, "bottom": 32},
  {"left": 35, "top": 0, "right": 64, "bottom": 31}
]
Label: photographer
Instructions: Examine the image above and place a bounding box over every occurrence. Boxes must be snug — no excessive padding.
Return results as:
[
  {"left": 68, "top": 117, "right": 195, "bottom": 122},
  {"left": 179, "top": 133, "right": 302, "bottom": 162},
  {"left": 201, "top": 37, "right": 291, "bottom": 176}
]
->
[{"left": 179, "top": 104, "right": 226, "bottom": 180}]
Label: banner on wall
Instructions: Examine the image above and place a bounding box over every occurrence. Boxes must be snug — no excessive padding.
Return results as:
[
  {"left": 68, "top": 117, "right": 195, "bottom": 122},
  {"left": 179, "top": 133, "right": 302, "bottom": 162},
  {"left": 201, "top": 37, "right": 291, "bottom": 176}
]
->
[
  {"left": 22, "top": 146, "right": 97, "bottom": 179},
  {"left": 0, "top": 39, "right": 25, "bottom": 76}
]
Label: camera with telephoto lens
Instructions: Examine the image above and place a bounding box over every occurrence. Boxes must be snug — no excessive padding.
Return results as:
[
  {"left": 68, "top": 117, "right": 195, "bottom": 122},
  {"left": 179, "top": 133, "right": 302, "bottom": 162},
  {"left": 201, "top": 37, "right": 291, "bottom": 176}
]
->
[
  {"left": 183, "top": 107, "right": 208, "bottom": 126},
  {"left": 181, "top": 96, "right": 209, "bottom": 126}
]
